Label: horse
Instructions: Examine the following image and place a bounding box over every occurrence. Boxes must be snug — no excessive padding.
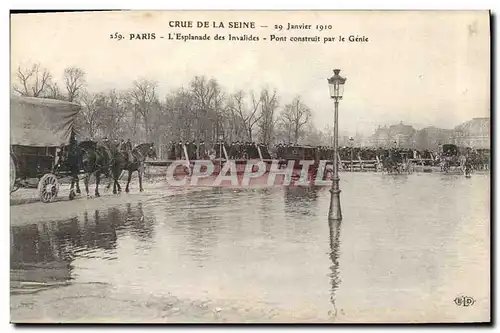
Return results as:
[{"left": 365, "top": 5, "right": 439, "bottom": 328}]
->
[
  {"left": 107, "top": 141, "right": 136, "bottom": 192},
  {"left": 70, "top": 140, "right": 114, "bottom": 198},
  {"left": 440, "top": 154, "right": 462, "bottom": 173},
  {"left": 381, "top": 156, "right": 400, "bottom": 174},
  {"left": 63, "top": 141, "right": 82, "bottom": 200},
  {"left": 445, "top": 157, "right": 454, "bottom": 172},
  {"left": 380, "top": 150, "right": 402, "bottom": 175},
  {"left": 111, "top": 142, "right": 157, "bottom": 193}
]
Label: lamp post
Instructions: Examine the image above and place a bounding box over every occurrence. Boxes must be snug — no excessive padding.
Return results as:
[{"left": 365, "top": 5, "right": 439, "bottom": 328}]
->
[
  {"left": 327, "top": 69, "right": 346, "bottom": 221},
  {"left": 218, "top": 134, "right": 224, "bottom": 170},
  {"left": 349, "top": 137, "right": 354, "bottom": 172}
]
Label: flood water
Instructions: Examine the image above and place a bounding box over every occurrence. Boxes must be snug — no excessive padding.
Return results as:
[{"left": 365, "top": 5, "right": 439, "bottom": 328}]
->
[{"left": 10, "top": 172, "right": 490, "bottom": 323}]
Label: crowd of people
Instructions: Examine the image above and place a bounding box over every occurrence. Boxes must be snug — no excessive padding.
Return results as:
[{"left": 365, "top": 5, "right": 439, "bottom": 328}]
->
[
  {"left": 166, "top": 141, "right": 272, "bottom": 160},
  {"left": 161, "top": 140, "right": 489, "bottom": 171},
  {"left": 272, "top": 143, "right": 435, "bottom": 162}
]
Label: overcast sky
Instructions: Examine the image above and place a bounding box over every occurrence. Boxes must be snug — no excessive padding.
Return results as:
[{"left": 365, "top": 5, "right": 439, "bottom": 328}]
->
[{"left": 11, "top": 10, "right": 490, "bottom": 136}]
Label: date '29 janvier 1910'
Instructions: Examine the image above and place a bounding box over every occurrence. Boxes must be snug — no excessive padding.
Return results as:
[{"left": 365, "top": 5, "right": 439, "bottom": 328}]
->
[{"left": 109, "top": 20, "right": 369, "bottom": 42}]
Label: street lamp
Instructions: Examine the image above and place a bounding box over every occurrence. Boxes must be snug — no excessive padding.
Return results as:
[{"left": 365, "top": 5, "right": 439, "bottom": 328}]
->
[
  {"left": 218, "top": 134, "right": 224, "bottom": 170},
  {"left": 349, "top": 137, "right": 354, "bottom": 172},
  {"left": 412, "top": 139, "right": 417, "bottom": 160},
  {"left": 327, "top": 69, "right": 346, "bottom": 221}
]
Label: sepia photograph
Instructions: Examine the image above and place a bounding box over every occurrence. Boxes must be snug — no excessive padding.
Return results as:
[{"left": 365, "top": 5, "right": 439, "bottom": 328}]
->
[{"left": 9, "top": 10, "right": 491, "bottom": 324}]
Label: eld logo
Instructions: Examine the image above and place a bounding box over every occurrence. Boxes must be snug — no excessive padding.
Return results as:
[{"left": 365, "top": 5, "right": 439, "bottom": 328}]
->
[{"left": 454, "top": 296, "right": 475, "bottom": 307}]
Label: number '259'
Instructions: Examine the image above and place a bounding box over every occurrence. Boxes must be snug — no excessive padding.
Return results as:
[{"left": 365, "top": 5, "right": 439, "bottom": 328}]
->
[{"left": 110, "top": 33, "right": 123, "bottom": 40}]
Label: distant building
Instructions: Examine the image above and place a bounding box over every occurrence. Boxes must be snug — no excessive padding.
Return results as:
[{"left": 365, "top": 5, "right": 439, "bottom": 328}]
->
[
  {"left": 339, "top": 135, "right": 349, "bottom": 147},
  {"left": 368, "top": 121, "right": 417, "bottom": 148},
  {"left": 367, "top": 117, "right": 490, "bottom": 150},
  {"left": 415, "top": 126, "right": 454, "bottom": 151},
  {"left": 368, "top": 125, "right": 391, "bottom": 147},
  {"left": 452, "top": 117, "right": 490, "bottom": 149}
]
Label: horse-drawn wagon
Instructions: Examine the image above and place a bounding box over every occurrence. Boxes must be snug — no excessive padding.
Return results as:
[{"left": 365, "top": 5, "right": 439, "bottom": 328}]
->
[
  {"left": 378, "top": 148, "right": 412, "bottom": 174},
  {"left": 10, "top": 96, "right": 81, "bottom": 203}
]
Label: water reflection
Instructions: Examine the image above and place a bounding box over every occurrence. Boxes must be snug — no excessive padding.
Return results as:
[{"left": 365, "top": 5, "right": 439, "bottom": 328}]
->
[
  {"left": 382, "top": 174, "right": 409, "bottom": 188},
  {"left": 328, "top": 219, "right": 341, "bottom": 320},
  {"left": 283, "top": 186, "right": 322, "bottom": 242},
  {"left": 11, "top": 221, "right": 74, "bottom": 283},
  {"left": 80, "top": 210, "right": 118, "bottom": 251},
  {"left": 258, "top": 188, "right": 282, "bottom": 240},
  {"left": 11, "top": 173, "right": 489, "bottom": 321},
  {"left": 125, "top": 203, "right": 156, "bottom": 243},
  {"left": 284, "top": 186, "right": 320, "bottom": 209},
  {"left": 11, "top": 203, "right": 153, "bottom": 284},
  {"left": 161, "top": 189, "right": 228, "bottom": 264}
]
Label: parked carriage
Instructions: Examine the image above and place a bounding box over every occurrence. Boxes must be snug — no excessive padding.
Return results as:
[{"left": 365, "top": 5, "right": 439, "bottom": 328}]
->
[
  {"left": 10, "top": 96, "right": 81, "bottom": 203},
  {"left": 440, "top": 144, "right": 459, "bottom": 158}
]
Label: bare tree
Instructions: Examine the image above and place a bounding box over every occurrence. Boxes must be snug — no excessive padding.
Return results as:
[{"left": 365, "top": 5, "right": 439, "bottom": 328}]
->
[
  {"left": 97, "top": 89, "right": 127, "bottom": 139},
  {"left": 322, "top": 124, "right": 334, "bottom": 146},
  {"left": 13, "top": 63, "right": 52, "bottom": 97},
  {"left": 225, "top": 95, "right": 244, "bottom": 142},
  {"left": 129, "top": 79, "right": 159, "bottom": 142},
  {"left": 64, "top": 67, "right": 86, "bottom": 102},
  {"left": 46, "top": 83, "right": 66, "bottom": 100},
  {"left": 228, "top": 90, "right": 262, "bottom": 141},
  {"left": 163, "top": 88, "right": 196, "bottom": 141},
  {"left": 119, "top": 92, "right": 137, "bottom": 139},
  {"left": 276, "top": 111, "right": 294, "bottom": 144},
  {"left": 303, "top": 124, "right": 325, "bottom": 146},
  {"left": 257, "top": 88, "right": 279, "bottom": 145},
  {"left": 79, "top": 90, "right": 102, "bottom": 139},
  {"left": 211, "top": 81, "right": 226, "bottom": 140},
  {"left": 189, "top": 76, "right": 226, "bottom": 142},
  {"left": 10, "top": 64, "right": 325, "bottom": 149},
  {"left": 279, "top": 96, "right": 312, "bottom": 144}
]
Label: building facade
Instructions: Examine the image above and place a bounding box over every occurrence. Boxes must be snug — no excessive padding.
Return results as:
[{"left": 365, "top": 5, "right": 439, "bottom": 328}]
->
[
  {"left": 415, "top": 126, "right": 454, "bottom": 151},
  {"left": 368, "top": 117, "right": 490, "bottom": 150},
  {"left": 368, "top": 121, "right": 417, "bottom": 148},
  {"left": 452, "top": 117, "right": 490, "bottom": 149}
]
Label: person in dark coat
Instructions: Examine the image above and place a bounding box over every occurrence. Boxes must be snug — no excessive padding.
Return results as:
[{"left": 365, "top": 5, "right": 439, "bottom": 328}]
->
[{"left": 122, "top": 139, "right": 133, "bottom": 163}]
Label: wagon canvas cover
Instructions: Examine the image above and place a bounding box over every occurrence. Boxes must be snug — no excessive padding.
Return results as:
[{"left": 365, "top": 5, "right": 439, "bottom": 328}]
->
[{"left": 10, "top": 96, "right": 81, "bottom": 147}]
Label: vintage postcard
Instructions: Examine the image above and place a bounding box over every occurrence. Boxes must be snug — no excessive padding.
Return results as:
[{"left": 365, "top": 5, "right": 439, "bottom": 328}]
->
[{"left": 9, "top": 10, "right": 490, "bottom": 323}]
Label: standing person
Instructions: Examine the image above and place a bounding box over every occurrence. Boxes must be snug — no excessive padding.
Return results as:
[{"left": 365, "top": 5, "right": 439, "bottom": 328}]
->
[
  {"left": 189, "top": 140, "right": 197, "bottom": 160},
  {"left": 167, "top": 141, "right": 175, "bottom": 160},
  {"left": 209, "top": 147, "right": 216, "bottom": 161},
  {"left": 98, "top": 137, "right": 111, "bottom": 155},
  {"left": 199, "top": 140, "right": 206, "bottom": 159},
  {"left": 176, "top": 141, "right": 183, "bottom": 159},
  {"left": 123, "top": 138, "right": 132, "bottom": 150},
  {"left": 122, "top": 138, "right": 133, "bottom": 164}
]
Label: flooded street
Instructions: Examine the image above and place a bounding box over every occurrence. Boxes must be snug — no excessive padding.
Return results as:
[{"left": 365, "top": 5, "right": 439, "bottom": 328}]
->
[{"left": 10, "top": 172, "right": 490, "bottom": 323}]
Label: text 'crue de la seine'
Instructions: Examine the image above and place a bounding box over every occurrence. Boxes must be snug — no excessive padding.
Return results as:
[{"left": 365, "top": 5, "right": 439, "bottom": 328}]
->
[{"left": 168, "top": 21, "right": 256, "bottom": 29}]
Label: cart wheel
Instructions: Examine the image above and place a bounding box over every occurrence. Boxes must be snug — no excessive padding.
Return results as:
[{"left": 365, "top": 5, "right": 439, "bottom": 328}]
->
[
  {"left": 38, "top": 173, "right": 59, "bottom": 203},
  {"left": 10, "top": 155, "right": 16, "bottom": 192}
]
